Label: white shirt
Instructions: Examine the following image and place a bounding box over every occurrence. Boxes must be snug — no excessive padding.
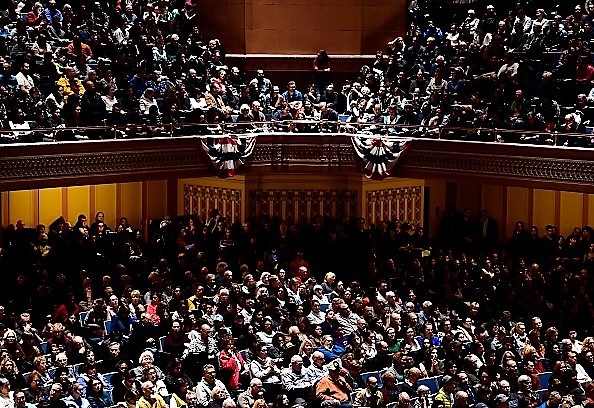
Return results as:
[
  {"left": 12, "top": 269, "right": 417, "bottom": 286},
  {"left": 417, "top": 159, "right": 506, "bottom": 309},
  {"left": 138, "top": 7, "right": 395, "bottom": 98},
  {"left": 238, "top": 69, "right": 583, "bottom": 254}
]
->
[{"left": 16, "top": 72, "right": 34, "bottom": 92}]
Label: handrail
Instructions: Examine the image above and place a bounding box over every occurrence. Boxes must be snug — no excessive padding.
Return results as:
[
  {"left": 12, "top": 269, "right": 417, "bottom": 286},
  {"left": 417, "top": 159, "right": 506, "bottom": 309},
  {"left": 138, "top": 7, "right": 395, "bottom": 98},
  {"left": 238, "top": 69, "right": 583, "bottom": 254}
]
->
[{"left": 1, "top": 119, "right": 593, "bottom": 147}]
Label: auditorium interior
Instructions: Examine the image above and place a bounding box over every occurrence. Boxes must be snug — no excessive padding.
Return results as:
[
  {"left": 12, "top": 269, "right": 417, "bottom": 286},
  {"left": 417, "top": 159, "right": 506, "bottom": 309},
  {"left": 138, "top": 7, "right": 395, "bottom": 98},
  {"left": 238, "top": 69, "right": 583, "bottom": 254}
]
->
[{"left": 1, "top": 0, "right": 594, "bottom": 241}]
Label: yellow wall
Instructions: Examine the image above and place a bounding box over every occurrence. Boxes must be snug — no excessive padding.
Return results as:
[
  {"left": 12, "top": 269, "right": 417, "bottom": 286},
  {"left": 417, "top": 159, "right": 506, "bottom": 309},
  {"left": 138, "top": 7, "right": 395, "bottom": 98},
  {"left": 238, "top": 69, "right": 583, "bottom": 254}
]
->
[
  {"left": 481, "top": 185, "right": 504, "bottom": 227},
  {"left": 423, "top": 180, "right": 594, "bottom": 239},
  {"left": 1, "top": 181, "right": 167, "bottom": 231},
  {"left": 67, "top": 186, "right": 91, "bottom": 228},
  {"left": 121, "top": 182, "right": 142, "bottom": 229},
  {"left": 457, "top": 182, "right": 480, "bottom": 213},
  {"left": 38, "top": 188, "right": 62, "bottom": 229},
  {"left": 424, "top": 179, "right": 446, "bottom": 237},
  {"left": 95, "top": 185, "right": 118, "bottom": 229},
  {"left": 506, "top": 187, "right": 530, "bottom": 238},
  {"left": 533, "top": 189, "right": 556, "bottom": 230},
  {"left": 560, "top": 192, "right": 584, "bottom": 235},
  {"left": 146, "top": 180, "right": 167, "bottom": 220},
  {"left": 6, "top": 190, "right": 37, "bottom": 228},
  {"left": 3, "top": 177, "right": 594, "bottom": 242}
]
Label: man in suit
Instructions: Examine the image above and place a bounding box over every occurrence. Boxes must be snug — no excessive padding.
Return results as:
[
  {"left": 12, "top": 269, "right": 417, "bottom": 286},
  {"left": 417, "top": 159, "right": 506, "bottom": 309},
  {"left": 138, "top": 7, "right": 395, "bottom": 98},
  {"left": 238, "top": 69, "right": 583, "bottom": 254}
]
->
[{"left": 477, "top": 210, "right": 499, "bottom": 251}]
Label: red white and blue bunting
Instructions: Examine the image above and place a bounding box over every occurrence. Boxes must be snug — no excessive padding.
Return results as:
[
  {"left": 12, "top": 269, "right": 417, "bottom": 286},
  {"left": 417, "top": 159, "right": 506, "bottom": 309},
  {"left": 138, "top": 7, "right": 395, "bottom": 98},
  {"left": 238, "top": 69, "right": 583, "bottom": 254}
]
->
[
  {"left": 201, "top": 135, "right": 257, "bottom": 178},
  {"left": 351, "top": 136, "right": 411, "bottom": 180}
]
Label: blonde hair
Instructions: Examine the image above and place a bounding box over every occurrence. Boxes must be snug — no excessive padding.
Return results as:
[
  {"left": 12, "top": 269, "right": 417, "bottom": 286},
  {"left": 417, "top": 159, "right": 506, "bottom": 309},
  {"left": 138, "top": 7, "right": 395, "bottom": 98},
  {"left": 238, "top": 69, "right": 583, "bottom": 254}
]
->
[
  {"left": 211, "top": 387, "right": 226, "bottom": 399},
  {"left": 522, "top": 344, "right": 537, "bottom": 359},
  {"left": 252, "top": 399, "right": 266, "bottom": 408}
]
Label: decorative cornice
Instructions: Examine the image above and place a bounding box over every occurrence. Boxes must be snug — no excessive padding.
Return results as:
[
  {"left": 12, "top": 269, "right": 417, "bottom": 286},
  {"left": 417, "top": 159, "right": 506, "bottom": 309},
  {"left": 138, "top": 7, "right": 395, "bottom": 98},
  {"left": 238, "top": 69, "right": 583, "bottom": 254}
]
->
[
  {"left": 400, "top": 146, "right": 594, "bottom": 185},
  {"left": 0, "top": 150, "right": 201, "bottom": 180},
  {"left": 0, "top": 139, "right": 208, "bottom": 190},
  {"left": 251, "top": 143, "right": 356, "bottom": 164},
  {"left": 2, "top": 136, "right": 594, "bottom": 191}
]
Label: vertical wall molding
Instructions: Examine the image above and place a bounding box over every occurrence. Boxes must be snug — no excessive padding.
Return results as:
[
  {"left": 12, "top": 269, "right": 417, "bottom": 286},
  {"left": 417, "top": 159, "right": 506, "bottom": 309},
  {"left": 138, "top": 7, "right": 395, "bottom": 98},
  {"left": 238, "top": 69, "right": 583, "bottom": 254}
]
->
[
  {"left": 89, "top": 186, "right": 96, "bottom": 221},
  {"left": 141, "top": 181, "right": 148, "bottom": 223},
  {"left": 33, "top": 190, "right": 39, "bottom": 227},
  {"left": 115, "top": 184, "right": 122, "bottom": 220},
  {"left": 501, "top": 187, "right": 508, "bottom": 238},
  {"left": 584, "top": 194, "right": 589, "bottom": 227},
  {"left": 554, "top": 191, "right": 561, "bottom": 228},
  {"left": 527, "top": 188, "right": 534, "bottom": 228},
  {"left": 167, "top": 179, "right": 178, "bottom": 217},
  {"left": 61, "top": 188, "right": 68, "bottom": 218}
]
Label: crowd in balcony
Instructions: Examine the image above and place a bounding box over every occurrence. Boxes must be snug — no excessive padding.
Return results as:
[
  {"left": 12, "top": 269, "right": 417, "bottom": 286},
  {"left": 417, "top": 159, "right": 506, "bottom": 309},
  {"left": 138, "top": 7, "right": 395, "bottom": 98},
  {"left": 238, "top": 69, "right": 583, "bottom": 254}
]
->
[
  {"left": 3, "top": 0, "right": 594, "bottom": 144},
  {"left": 0, "top": 206, "right": 594, "bottom": 408}
]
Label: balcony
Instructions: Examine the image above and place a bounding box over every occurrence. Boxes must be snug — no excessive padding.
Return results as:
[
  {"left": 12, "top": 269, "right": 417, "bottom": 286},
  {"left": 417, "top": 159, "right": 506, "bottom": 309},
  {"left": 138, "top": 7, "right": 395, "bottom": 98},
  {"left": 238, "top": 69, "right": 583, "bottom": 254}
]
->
[{"left": 1, "top": 123, "right": 594, "bottom": 193}]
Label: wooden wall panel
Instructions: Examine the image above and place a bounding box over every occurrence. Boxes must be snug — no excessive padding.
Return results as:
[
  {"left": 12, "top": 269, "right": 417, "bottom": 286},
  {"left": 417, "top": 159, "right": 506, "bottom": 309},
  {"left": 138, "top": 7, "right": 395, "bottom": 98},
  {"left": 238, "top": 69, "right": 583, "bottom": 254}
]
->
[
  {"left": 360, "top": 5, "right": 406, "bottom": 54},
  {"left": 199, "top": 0, "right": 246, "bottom": 53},
  {"left": 480, "top": 185, "right": 504, "bottom": 225},
  {"left": 249, "top": 189, "right": 357, "bottom": 224},
  {"left": 146, "top": 181, "right": 167, "bottom": 221},
  {"left": 585, "top": 194, "right": 594, "bottom": 225},
  {"left": 456, "top": 183, "right": 479, "bottom": 214},
  {"left": 95, "top": 184, "right": 117, "bottom": 229},
  {"left": 6, "top": 190, "right": 35, "bottom": 228},
  {"left": 67, "top": 186, "right": 90, "bottom": 227},
  {"left": 559, "top": 192, "right": 584, "bottom": 236},
  {"left": 120, "top": 182, "right": 142, "bottom": 229},
  {"left": 424, "top": 179, "right": 446, "bottom": 237},
  {"left": 506, "top": 187, "right": 529, "bottom": 239},
  {"left": 39, "top": 188, "right": 62, "bottom": 228},
  {"left": 532, "top": 189, "right": 555, "bottom": 232},
  {"left": 201, "top": 0, "right": 405, "bottom": 55}
]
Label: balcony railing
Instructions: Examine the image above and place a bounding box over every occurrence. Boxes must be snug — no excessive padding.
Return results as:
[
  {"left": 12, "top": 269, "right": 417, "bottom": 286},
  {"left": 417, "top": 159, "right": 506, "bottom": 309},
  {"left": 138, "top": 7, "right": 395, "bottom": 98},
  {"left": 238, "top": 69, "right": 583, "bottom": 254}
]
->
[
  {"left": 1, "top": 120, "right": 594, "bottom": 192},
  {"left": 2, "top": 119, "right": 594, "bottom": 148}
]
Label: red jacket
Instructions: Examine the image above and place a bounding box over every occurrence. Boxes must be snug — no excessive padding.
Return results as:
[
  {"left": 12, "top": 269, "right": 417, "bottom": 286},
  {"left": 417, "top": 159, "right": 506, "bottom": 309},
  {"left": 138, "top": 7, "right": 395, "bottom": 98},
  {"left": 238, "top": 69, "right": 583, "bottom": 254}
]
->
[{"left": 219, "top": 349, "right": 246, "bottom": 389}]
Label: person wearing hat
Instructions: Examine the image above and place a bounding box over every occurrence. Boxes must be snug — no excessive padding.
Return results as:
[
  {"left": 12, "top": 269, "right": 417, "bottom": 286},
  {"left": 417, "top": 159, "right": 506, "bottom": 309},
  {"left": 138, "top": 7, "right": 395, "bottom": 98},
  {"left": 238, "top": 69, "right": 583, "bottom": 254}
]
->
[
  {"left": 435, "top": 375, "right": 457, "bottom": 408},
  {"left": 313, "top": 285, "right": 330, "bottom": 305},
  {"left": 315, "top": 359, "right": 352, "bottom": 407}
]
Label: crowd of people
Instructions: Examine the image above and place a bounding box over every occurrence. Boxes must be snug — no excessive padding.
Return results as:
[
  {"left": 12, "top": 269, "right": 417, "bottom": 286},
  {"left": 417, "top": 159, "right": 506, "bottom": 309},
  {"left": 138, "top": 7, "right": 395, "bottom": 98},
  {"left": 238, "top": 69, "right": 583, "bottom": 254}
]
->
[
  {"left": 2, "top": 0, "right": 594, "bottom": 408},
  {"left": 3, "top": 0, "right": 594, "bottom": 144},
  {"left": 0, "top": 206, "right": 594, "bottom": 408}
]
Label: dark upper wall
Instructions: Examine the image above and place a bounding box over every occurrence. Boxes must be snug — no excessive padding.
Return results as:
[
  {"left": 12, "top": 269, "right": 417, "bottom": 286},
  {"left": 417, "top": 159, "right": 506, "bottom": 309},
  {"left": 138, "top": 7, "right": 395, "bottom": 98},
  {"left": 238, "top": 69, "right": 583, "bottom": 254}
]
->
[{"left": 197, "top": 0, "right": 407, "bottom": 55}]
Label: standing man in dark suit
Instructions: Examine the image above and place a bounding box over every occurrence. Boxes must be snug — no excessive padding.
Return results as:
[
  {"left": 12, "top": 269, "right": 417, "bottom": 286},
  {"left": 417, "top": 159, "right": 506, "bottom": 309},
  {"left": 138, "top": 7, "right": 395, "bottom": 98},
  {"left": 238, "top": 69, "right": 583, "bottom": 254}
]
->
[{"left": 477, "top": 210, "right": 499, "bottom": 252}]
